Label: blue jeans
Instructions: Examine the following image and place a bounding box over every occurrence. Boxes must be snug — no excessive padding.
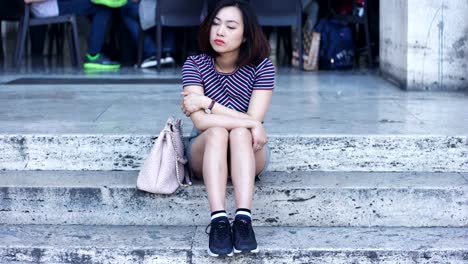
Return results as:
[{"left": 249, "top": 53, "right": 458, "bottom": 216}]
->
[
  {"left": 121, "top": 1, "right": 176, "bottom": 59},
  {"left": 58, "top": 0, "right": 113, "bottom": 55}
]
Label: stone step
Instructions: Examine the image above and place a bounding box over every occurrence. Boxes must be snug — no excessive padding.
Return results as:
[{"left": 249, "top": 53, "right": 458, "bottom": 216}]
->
[
  {"left": 1, "top": 224, "right": 466, "bottom": 264},
  {"left": 1, "top": 134, "right": 467, "bottom": 172},
  {"left": 1, "top": 171, "right": 466, "bottom": 227}
]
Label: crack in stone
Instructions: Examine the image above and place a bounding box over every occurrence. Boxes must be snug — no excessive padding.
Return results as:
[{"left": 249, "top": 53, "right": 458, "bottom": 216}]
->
[
  {"left": 93, "top": 102, "right": 114, "bottom": 122},
  {"left": 459, "top": 173, "right": 468, "bottom": 184},
  {"left": 273, "top": 195, "right": 317, "bottom": 203}
]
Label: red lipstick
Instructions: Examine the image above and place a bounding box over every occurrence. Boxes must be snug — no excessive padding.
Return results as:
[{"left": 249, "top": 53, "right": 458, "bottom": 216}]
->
[{"left": 214, "top": 39, "right": 225, "bottom": 45}]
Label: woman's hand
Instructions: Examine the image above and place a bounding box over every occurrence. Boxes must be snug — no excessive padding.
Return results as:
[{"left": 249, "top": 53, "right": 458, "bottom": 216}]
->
[
  {"left": 251, "top": 122, "right": 267, "bottom": 153},
  {"left": 181, "top": 91, "right": 208, "bottom": 116}
]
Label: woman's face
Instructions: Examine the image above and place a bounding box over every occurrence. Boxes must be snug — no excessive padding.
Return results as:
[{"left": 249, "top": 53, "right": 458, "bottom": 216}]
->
[{"left": 210, "top": 6, "right": 245, "bottom": 55}]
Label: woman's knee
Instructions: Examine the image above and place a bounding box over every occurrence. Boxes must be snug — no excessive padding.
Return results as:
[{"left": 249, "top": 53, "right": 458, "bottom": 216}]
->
[
  {"left": 205, "top": 127, "right": 229, "bottom": 145},
  {"left": 229, "top": 127, "right": 252, "bottom": 143}
]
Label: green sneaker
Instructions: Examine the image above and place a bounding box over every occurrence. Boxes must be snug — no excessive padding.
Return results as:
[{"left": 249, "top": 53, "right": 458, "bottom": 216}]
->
[
  {"left": 91, "top": 0, "right": 127, "bottom": 8},
  {"left": 84, "top": 53, "right": 120, "bottom": 70}
]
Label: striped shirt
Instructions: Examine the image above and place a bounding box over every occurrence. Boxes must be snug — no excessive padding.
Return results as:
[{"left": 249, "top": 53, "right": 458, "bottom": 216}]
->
[{"left": 182, "top": 54, "right": 275, "bottom": 113}]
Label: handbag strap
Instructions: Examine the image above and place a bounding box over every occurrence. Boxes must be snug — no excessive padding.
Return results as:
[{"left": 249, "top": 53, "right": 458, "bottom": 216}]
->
[{"left": 164, "top": 128, "right": 192, "bottom": 187}]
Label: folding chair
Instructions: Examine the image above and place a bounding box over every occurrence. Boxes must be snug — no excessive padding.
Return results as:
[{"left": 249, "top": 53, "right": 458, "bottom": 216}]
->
[
  {"left": 14, "top": 3, "right": 81, "bottom": 69},
  {"left": 0, "top": 0, "right": 24, "bottom": 63}
]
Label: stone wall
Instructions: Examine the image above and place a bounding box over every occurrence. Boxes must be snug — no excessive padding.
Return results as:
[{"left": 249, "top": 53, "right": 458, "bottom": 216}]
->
[
  {"left": 380, "top": 0, "right": 468, "bottom": 91},
  {"left": 380, "top": 0, "right": 408, "bottom": 88}
]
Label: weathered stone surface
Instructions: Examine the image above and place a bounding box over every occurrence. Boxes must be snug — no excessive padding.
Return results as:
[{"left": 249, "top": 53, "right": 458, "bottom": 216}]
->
[
  {"left": 270, "top": 135, "right": 468, "bottom": 172},
  {"left": 0, "top": 225, "right": 193, "bottom": 263},
  {"left": 192, "top": 226, "right": 468, "bottom": 264},
  {"left": 1, "top": 171, "right": 466, "bottom": 227},
  {"left": 380, "top": 0, "right": 468, "bottom": 91},
  {"left": 2, "top": 75, "right": 467, "bottom": 136},
  {"left": 3, "top": 225, "right": 465, "bottom": 264},
  {"left": 1, "top": 134, "right": 467, "bottom": 171}
]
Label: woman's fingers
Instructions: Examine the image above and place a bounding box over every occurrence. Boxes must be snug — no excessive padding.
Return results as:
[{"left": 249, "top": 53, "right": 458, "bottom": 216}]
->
[
  {"left": 182, "top": 100, "right": 193, "bottom": 111},
  {"left": 252, "top": 137, "right": 262, "bottom": 152},
  {"left": 254, "top": 138, "right": 267, "bottom": 152},
  {"left": 181, "top": 103, "right": 191, "bottom": 116},
  {"left": 182, "top": 103, "right": 191, "bottom": 116},
  {"left": 253, "top": 144, "right": 263, "bottom": 153}
]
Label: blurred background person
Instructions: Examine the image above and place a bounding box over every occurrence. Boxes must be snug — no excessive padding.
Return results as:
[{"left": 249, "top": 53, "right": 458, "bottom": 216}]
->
[
  {"left": 122, "top": 0, "right": 176, "bottom": 68},
  {"left": 25, "top": 0, "right": 121, "bottom": 69}
]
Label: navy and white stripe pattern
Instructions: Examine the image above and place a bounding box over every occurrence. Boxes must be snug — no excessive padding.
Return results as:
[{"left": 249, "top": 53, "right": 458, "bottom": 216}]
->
[{"left": 182, "top": 54, "right": 275, "bottom": 113}]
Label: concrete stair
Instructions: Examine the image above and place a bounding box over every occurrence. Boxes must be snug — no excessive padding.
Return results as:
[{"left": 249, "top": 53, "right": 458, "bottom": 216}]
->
[
  {"left": 1, "top": 225, "right": 467, "bottom": 264},
  {"left": 1, "top": 135, "right": 467, "bottom": 263},
  {"left": 1, "top": 134, "right": 467, "bottom": 171},
  {"left": 2, "top": 67, "right": 468, "bottom": 262},
  {"left": 0, "top": 171, "right": 466, "bottom": 227}
]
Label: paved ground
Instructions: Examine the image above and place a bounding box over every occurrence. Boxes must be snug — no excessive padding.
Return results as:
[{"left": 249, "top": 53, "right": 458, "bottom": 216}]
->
[{"left": 0, "top": 68, "right": 467, "bottom": 135}]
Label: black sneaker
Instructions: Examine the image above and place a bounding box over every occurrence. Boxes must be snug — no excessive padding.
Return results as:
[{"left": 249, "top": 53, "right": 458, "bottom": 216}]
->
[
  {"left": 205, "top": 217, "right": 233, "bottom": 257},
  {"left": 232, "top": 216, "right": 259, "bottom": 254}
]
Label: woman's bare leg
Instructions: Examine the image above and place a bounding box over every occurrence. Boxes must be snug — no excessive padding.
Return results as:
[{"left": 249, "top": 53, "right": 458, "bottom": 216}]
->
[
  {"left": 229, "top": 127, "right": 267, "bottom": 209},
  {"left": 189, "top": 127, "right": 229, "bottom": 212}
]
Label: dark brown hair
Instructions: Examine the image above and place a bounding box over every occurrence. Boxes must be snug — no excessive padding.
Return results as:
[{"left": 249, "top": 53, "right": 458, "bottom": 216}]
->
[{"left": 198, "top": 0, "right": 270, "bottom": 67}]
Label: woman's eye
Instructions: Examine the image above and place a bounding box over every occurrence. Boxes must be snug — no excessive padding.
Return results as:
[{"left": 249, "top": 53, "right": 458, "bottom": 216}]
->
[
  {"left": 212, "top": 22, "right": 219, "bottom": 25},
  {"left": 227, "top": 26, "right": 236, "bottom": 30}
]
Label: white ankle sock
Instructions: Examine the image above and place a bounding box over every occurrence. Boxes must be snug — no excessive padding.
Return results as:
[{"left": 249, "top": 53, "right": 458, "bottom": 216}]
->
[{"left": 211, "top": 211, "right": 228, "bottom": 221}]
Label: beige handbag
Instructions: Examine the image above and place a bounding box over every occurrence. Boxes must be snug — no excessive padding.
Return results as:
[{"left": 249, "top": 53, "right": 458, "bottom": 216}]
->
[{"left": 137, "top": 117, "right": 192, "bottom": 194}]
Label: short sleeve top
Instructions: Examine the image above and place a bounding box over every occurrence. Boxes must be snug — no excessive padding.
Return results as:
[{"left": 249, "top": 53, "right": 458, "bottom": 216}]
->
[{"left": 182, "top": 54, "right": 275, "bottom": 113}]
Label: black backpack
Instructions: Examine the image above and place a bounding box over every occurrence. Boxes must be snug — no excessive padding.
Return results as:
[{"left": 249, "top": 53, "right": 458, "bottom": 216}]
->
[{"left": 315, "top": 18, "right": 355, "bottom": 70}]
